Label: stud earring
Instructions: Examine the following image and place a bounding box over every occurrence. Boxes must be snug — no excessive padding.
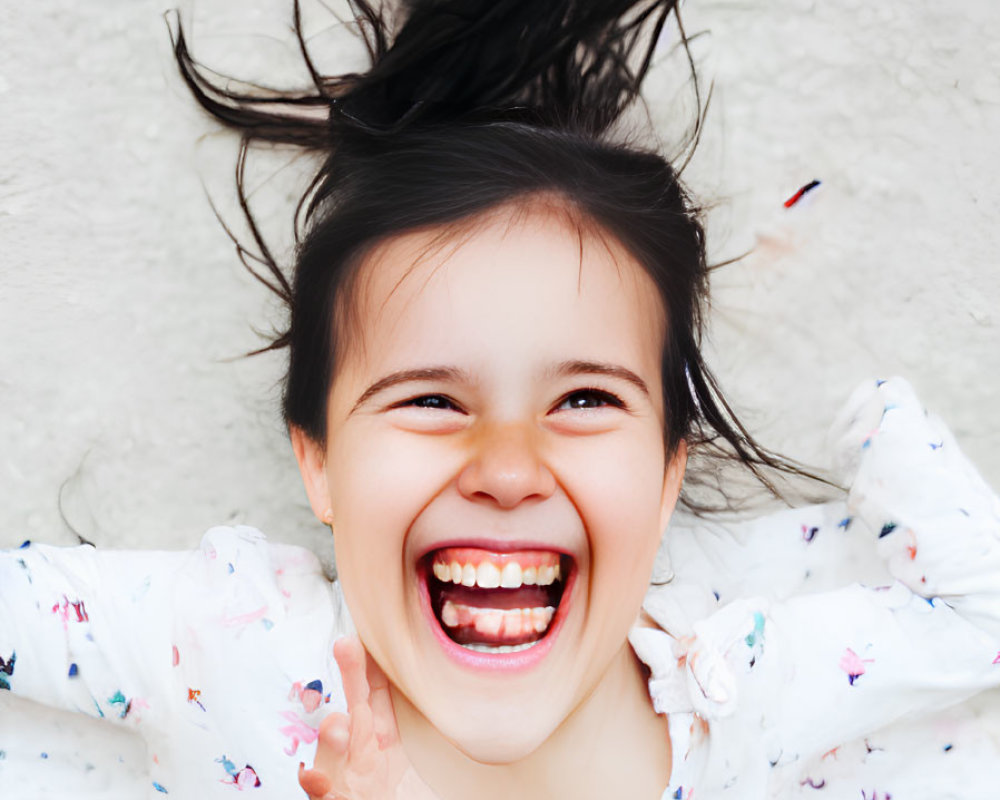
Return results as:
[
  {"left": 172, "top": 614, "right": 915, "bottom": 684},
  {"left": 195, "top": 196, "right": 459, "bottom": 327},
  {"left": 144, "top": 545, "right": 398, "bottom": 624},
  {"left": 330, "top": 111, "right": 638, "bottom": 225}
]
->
[{"left": 322, "top": 508, "right": 334, "bottom": 526}]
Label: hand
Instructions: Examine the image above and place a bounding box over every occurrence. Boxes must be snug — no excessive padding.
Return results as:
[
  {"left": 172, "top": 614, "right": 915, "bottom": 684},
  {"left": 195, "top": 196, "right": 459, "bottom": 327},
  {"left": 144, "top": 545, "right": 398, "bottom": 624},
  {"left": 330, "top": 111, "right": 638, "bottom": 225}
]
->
[{"left": 298, "top": 636, "right": 440, "bottom": 800}]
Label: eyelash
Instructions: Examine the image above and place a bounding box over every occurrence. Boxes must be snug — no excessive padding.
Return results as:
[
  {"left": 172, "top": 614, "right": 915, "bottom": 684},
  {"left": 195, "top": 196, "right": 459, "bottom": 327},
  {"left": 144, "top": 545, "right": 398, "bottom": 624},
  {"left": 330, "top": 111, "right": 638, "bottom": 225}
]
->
[
  {"left": 391, "top": 388, "right": 627, "bottom": 413},
  {"left": 554, "top": 388, "right": 627, "bottom": 412},
  {"left": 393, "top": 394, "right": 464, "bottom": 412}
]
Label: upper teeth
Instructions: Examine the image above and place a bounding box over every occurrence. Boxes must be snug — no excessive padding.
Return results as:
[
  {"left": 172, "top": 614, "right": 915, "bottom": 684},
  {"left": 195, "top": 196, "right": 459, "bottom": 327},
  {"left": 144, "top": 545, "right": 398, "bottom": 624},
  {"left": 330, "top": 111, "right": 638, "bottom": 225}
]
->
[{"left": 432, "top": 559, "right": 561, "bottom": 589}]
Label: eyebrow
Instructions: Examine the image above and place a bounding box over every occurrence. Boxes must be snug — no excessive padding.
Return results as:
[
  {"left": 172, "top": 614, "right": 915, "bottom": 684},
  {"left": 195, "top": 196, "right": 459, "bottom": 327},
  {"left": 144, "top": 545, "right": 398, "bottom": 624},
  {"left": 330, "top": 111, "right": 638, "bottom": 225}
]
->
[
  {"left": 549, "top": 360, "right": 650, "bottom": 397},
  {"left": 351, "top": 360, "right": 650, "bottom": 414},
  {"left": 351, "top": 366, "right": 472, "bottom": 413}
]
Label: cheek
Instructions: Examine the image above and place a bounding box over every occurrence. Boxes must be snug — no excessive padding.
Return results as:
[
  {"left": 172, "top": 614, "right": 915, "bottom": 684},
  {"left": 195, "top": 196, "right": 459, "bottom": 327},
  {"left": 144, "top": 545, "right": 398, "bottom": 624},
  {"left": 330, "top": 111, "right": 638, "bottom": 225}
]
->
[
  {"left": 324, "top": 426, "right": 461, "bottom": 608},
  {"left": 554, "top": 433, "right": 667, "bottom": 587}
]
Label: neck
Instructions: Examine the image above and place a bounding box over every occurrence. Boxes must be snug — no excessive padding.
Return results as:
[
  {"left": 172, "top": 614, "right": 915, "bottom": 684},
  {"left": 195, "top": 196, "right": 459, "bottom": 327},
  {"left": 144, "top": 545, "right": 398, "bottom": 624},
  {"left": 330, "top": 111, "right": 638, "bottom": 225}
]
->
[{"left": 394, "top": 643, "right": 671, "bottom": 800}]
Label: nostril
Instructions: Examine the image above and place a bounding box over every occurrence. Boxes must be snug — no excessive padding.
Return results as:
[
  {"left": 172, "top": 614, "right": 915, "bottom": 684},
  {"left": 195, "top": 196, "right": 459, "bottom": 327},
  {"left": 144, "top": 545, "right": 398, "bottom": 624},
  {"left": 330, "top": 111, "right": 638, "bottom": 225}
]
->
[
  {"left": 466, "top": 474, "right": 554, "bottom": 509},
  {"left": 456, "top": 443, "right": 556, "bottom": 508}
]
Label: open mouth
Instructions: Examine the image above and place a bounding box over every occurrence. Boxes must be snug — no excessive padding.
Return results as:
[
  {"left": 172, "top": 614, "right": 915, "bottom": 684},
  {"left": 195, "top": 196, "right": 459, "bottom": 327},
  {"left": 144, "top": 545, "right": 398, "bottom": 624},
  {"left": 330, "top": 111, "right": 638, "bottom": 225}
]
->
[{"left": 423, "top": 547, "right": 572, "bottom": 655}]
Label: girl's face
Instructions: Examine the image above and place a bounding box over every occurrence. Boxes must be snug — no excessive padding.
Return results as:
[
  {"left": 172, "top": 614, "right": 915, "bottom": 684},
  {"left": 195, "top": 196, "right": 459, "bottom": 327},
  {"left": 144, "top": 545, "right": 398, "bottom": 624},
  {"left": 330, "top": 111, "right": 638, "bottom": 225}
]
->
[{"left": 294, "top": 201, "right": 685, "bottom": 762}]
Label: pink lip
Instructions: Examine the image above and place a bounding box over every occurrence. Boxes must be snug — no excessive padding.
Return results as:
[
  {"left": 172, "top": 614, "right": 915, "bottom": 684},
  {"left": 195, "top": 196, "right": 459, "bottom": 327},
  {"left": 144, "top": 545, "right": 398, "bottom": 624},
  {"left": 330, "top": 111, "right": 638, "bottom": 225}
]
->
[{"left": 416, "top": 556, "right": 577, "bottom": 672}]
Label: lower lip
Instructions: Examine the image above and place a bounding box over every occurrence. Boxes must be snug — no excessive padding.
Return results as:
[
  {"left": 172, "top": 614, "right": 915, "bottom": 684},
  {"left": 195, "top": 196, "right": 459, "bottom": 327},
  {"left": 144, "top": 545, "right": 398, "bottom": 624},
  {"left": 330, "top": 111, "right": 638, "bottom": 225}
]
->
[{"left": 416, "top": 562, "right": 575, "bottom": 672}]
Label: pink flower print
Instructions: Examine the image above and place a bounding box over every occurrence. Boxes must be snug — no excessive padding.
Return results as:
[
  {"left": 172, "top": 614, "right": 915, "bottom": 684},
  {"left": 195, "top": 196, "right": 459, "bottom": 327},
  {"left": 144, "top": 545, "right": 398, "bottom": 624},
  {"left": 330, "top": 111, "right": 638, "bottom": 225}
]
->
[
  {"left": 216, "top": 755, "right": 261, "bottom": 789},
  {"left": 840, "top": 647, "right": 875, "bottom": 685},
  {"left": 234, "top": 767, "right": 261, "bottom": 790},
  {"left": 278, "top": 710, "right": 319, "bottom": 756},
  {"left": 221, "top": 605, "right": 268, "bottom": 628},
  {"left": 51, "top": 596, "right": 89, "bottom": 626},
  {"left": 288, "top": 679, "right": 325, "bottom": 713}
]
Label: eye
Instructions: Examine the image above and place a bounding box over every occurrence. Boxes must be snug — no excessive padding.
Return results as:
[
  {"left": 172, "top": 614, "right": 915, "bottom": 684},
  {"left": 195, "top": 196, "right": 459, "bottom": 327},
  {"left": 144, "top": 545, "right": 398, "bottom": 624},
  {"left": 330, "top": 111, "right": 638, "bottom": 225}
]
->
[
  {"left": 384, "top": 392, "right": 468, "bottom": 433},
  {"left": 394, "top": 394, "right": 464, "bottom": 412},
  {"left": 554, "top": 388, "right": 626, "bottom": 412}
]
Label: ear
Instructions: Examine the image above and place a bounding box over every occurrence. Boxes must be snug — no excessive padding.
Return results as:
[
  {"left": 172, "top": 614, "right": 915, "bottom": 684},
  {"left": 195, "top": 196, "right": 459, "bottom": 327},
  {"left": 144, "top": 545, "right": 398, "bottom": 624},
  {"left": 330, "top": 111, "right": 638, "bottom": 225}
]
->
[
  {"left": 290, "top": 426, "right": 334, "bottom": 525},
  {"left": 658, "top": 439, "right": 687, "bottom": 533}
]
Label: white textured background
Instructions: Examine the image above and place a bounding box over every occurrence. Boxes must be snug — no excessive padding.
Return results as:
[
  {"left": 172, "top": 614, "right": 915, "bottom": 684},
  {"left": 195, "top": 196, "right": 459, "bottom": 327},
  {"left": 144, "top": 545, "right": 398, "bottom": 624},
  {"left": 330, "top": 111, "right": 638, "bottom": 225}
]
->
[{"left": 2, "top": 0, "right": 998, "bottom": 559}]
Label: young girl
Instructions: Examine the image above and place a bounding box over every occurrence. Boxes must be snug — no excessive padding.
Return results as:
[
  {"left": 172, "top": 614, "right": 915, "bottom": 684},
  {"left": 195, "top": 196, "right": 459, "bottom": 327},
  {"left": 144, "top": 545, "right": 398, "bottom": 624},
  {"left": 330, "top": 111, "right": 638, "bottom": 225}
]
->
[{"left": 3, "top": 1, "right": 999, "bottom": 798}]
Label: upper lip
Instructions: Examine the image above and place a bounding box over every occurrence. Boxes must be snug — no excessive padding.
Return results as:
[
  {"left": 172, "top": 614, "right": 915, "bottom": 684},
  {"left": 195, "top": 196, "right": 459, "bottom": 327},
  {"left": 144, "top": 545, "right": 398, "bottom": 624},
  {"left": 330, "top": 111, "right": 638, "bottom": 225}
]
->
[{"left": 415, "top": 538, "right": 577, "bottom": 563}]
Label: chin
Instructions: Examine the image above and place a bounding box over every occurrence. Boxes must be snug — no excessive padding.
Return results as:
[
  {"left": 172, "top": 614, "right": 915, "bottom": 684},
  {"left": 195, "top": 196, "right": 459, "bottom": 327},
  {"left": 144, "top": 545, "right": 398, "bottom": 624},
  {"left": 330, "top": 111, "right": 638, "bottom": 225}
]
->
[{"left": 439, "top": 708, "right": 562, "bottom": 765}]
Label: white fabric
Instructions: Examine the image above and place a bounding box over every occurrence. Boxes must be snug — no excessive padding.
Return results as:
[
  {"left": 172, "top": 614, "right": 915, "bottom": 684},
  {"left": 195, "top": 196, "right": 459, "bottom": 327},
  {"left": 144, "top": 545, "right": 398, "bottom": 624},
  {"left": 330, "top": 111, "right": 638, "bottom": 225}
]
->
[
  {"left": 0, "top": 531, "right": 353, "bottom": 798},
  {"left": 639, "top": 378, "right": 1000, "bottom": 798}
]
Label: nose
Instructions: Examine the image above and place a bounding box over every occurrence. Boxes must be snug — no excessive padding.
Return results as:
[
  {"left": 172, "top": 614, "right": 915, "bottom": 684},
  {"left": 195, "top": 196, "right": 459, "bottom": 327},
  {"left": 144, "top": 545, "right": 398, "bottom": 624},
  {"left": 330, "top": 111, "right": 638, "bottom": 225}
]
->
[{"left": 457, "top": 422, "right": 556, "bottom": 509}]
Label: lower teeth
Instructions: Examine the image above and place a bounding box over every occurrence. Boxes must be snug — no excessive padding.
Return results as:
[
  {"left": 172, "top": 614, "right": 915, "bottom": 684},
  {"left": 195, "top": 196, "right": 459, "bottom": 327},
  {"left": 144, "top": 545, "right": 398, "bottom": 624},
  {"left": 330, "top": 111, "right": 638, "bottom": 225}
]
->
[{"left": 461, "top": 641, "right": 539, "bottom": 654}]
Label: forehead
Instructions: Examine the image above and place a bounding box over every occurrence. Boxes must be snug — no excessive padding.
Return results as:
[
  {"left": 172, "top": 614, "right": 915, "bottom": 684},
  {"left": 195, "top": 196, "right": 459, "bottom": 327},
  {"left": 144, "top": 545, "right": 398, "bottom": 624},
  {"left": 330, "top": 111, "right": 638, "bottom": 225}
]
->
[{"left": 340, "top": 201, "right": 666, "bottom": 379}]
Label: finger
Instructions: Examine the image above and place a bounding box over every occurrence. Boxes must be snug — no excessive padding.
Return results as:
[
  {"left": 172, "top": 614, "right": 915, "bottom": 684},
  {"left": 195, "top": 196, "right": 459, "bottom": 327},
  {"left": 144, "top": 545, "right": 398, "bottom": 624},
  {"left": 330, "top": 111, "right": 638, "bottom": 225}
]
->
[
  {"left": 313, "top": 712, "right": 350, "bottom": 774},
  {"left": 298, "top": 762, "right": 333, "bottom": 799},
  {"left": 334, "top": 636, "right": 370, "bottom": 715},
  {"left": 334, "top": 637, "right": 380, "bottom": 776},
  {"left": 304, "top": 712, "right": 351, "bottom": 798},
  {"left": 365, "top": 651, "right": 399, "bottom": 747},
  {"left": 348, "top": 691, "right": 379, "bottom": 773}
]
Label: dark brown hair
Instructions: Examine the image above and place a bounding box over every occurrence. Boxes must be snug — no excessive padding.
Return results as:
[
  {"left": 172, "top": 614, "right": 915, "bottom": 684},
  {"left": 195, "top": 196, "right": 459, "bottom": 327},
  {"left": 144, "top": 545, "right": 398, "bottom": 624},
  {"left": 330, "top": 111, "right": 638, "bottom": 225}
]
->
[{"left": 173, "top": 0, "right": 831, "bottom": 509}]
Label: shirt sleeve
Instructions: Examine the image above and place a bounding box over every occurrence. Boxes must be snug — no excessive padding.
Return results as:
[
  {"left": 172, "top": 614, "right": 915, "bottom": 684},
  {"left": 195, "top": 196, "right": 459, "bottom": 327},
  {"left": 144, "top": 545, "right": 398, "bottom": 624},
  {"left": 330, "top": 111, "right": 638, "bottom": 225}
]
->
[
  {"left": 832, "top": 377, "right": 1000, "bottom": 639},
  {"left": 639, "top": 378, "right": 1000, "bottom": 786},
  {"left": 0, "top": 537, "right": 189, "bottom": 720},
  {"left": 0, "top": 525, "right": 349, "bottom": 799}
]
